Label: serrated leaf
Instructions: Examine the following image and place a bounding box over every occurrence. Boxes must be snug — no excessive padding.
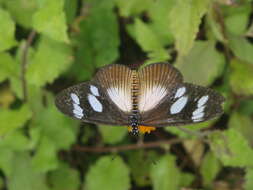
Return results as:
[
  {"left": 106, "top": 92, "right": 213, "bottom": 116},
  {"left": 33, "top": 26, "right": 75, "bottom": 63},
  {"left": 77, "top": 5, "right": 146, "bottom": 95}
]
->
[
  {"left": 210, "top": 128, "right": 253, "bottom": 167},
  {"left": 245, "top": 168, "right": 253, "bottom": 190},
  {"left": 84, "top": 156, "right": 130, "bottom": 190},
  {"left": 33, "top": 0, "right": 69, "bottom": 42},
  {"left": 0, "top": 52, "right": 16, "bottom": 82},
  {"left": 48, "top": 163, "right": 81, "bottom": 190},
  {"left": 7, "top": 153, "right": 49, "bottom": 190},
  {"left": 98, "top": 126, "right": 127, "bottom": 145},
  {"left": 0, "top": 8, "right": 17, "bottom": 51},
  {"left": 176, "top": 40, "right": 225, "bottom": 86},
  {"left": 0, "top": 105, "right": 32, "bottom": 136},
  {"left": 229, "top": 59, "right": 253, "bottom": 96},
  {"left": 200, "top": 152, "right": 221, "bottom": 186},
  {"left": 26, "top": 36, "right": 72, "bottom": 87},
  {"left": 134, "top": 18, "right": 169, "bottom": 62},
  {"left": 229, "top": 36, "right": 253, "bottom": 64},
  {"left": 4, "top": 0, "right": 38, "bottom": 28},
  {"left": 228, "top": 112, "right": 253, "bottom": 145},
  {"left": 150, "top": 154, "right": 181, "bottom": 190},
  {"left": 169, "top": 0, "right": 210, "bottom": 55}
]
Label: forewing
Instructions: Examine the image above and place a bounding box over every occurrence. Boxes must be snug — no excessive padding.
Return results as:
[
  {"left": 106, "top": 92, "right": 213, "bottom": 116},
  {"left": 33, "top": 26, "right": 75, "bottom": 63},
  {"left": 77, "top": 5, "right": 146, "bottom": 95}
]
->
[
  {"left": 138, "top": 63, "right": 183, "bottom": 112},
  {"left": 93, "top": 64, "right": 133, "bottom": 112},
  {"left": 55, "top": 82, "right": 129, "bottom": 126},
  {"left": 140, "top": 83, "right": 225, "bottom": 127}
]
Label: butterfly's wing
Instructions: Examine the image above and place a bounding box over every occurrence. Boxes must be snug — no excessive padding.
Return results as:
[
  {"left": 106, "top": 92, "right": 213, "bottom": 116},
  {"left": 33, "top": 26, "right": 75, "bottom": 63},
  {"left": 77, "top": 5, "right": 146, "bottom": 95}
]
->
[
  {"left": 138, "top": 63, "right": 224, "bottom": 127},
  {"left": 55, "top": 64, "right": 133, "bottom": 126},
  {"left": 138, "top": 63, "right": 183, "bottom": 113}
]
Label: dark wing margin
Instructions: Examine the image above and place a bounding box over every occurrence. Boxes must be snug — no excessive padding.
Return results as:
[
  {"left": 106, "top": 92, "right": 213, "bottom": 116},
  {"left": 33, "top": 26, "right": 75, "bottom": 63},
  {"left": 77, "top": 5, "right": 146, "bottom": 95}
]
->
[
  {"left": 140, "top": 83, "right": 225, "bottom": 127},
  {"left": 55, "top": 82, "right": 129, "bottom": 126}
]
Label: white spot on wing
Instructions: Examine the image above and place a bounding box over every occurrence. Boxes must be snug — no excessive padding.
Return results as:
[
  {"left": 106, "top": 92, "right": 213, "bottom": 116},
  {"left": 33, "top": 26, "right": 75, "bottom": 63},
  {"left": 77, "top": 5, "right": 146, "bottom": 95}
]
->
[
  {"left": 73, "top": 103, "right": 83, "bottom": 113},
  {"left": 88, "top": 94, "right": 103, "bottom": 112},
  {"left": 197, "top": 95, "right": 209, "bottom": 107},
  {"left": 170, "top": 96, "right": 188, "bottom": 114},
  {"left": 192, "top": 106, "right": 205, "bottom": 116},
  {"left": 71, "top": 93, "right": 80, "bottom": 104},
  {"left": 107, "top": 87, "right": 132, "bottom": 112},
  {"left": 90, "top": 85, "right": 99, "bottom": 96},
  {"left": 192, "top": 95, "right": 209, "bottom": 122},
  {"left": 192, "top": 112, "right": 204, "bottom": 120},
  {"left": 70, "top": 93, "right": 84, "bottom": 119},
  {"left": 139, "top": 85, "right": 167, "bottom": 112},
  {"left": 174, "top": 87, "right": 186, "bottom": 98}
]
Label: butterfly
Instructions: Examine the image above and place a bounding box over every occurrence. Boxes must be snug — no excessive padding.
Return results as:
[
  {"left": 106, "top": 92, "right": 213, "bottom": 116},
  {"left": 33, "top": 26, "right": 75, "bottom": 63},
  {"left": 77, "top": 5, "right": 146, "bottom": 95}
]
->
[{"left": 55, "top": 63, "right": 225, "bottom": 134}]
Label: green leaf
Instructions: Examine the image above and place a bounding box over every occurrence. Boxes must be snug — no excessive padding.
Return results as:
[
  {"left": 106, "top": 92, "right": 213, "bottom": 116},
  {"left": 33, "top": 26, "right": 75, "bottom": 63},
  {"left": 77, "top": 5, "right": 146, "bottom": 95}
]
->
[
  {"left": 116, "top": 0, "right": 152, "bottom": 17},
  {"left": 200, "top": 152, "right": 221, "bottom": 186},
  {"left": 229, "top": 36, "right": 253, "bottom": 64},
  {"left": 69, "top": 0, "right": 119, "bottom": 81},
  {"left": 48, "top": 163, "right": 81, "bottom": 190},
  {"left": 224, "top": 3, "right": 251, "bottom": 35},
  {"left": 133, "top": 18, "right": 169, "bottom": 62},
  {"left": 210, "top": 128, "right": 253, "bottom": 167},
  {"left": 229, "top": 59, "right": 253, "bottom": 96},
  {"left": 32, "top": 0, "right": 69, "bottom": 42},
  {"left": 31, "top": 136, "right": 58, "bottom": 173},
  {"left": 0, "top": 105, "right": 32, "bottom": 136},
  {"left": 0, "top": 8, "right": 17, "bottom": 51},
  {"left": 64, "top": 0, "right": 78, "bottom": 24},
  {"left": 0, "top": 130, "right": 30, "bottom": 151},
  {"left": 98, "top": 126, "right": 127, "bottom": 145},
  {"left": 176, "top": 40, "right": 225, "bottom": 86},
  {"left": 228, "top": 112, "right": 253, "bottom": 145},
  {"left": 165, "top": 120, "right": 213, "bottom": 139},
  {"left": 84, "top": 156, "right": 130, "bottom": 190},
  {"left": 4, "top": 0, "right": 38, "bottom": 28},
  {"left": 148, "top": 0, "right": 174, "bottom": 45},
  {"left": 150, "top": 154, "right": 181, "bottom": 190},
  {"left": 31, "top": 94, "right": 77, "bottom": 150},
  {"left": 0, "top": 52, "right": 16, "bottom": 82},
  {"left": 7, "top": 153, "right": 49, "bottom": 190},
  {"left": 0, "top": 148, "right": 14, "bottom": 176},
  {"left": 245, "top": 168, "right": 253, "bottom": 190},
  {"left": 127, "top": 150, "right": 159, "bottom": 187},
  {"left": 238, "top": 99, "right": 253, "bottom": 115},
  {"left": 169, "top": 0, "right": 210, "bottom": 55},
  {"left": 26, "top": 36, "right": 72, "bottom": 87}
]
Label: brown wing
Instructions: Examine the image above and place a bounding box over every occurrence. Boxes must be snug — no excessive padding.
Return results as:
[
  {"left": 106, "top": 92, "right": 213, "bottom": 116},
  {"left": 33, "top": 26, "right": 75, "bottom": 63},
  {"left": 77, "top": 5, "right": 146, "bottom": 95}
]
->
[
  {"left": 139, "top": 83, "right": 225, "bottom": 127},
  {"left": 138, "top": 63, "right": 183, "bottom": 113},
  {"left": 93, "top": 64, "right": 134, "bottom": 113}
]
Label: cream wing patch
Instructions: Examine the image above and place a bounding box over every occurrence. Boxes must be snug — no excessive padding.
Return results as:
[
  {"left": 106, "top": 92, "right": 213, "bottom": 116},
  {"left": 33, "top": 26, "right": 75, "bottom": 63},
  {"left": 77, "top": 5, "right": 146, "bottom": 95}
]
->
[
  {"left": 94, "top": 64, "right": 133, "bottom": 112},
  {"left": 107, "top": 86, "right": 132, "bottom": 112},
  {"left": 138, "top": 85, "right": 167, "bottom": 112}
]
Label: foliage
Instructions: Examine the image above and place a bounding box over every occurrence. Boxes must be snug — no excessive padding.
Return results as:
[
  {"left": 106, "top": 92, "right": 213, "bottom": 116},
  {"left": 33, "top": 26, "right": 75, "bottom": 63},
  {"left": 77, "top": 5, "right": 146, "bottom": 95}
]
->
[{"left": 0, "top": 0, "right": 253, "bottom": 189}]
